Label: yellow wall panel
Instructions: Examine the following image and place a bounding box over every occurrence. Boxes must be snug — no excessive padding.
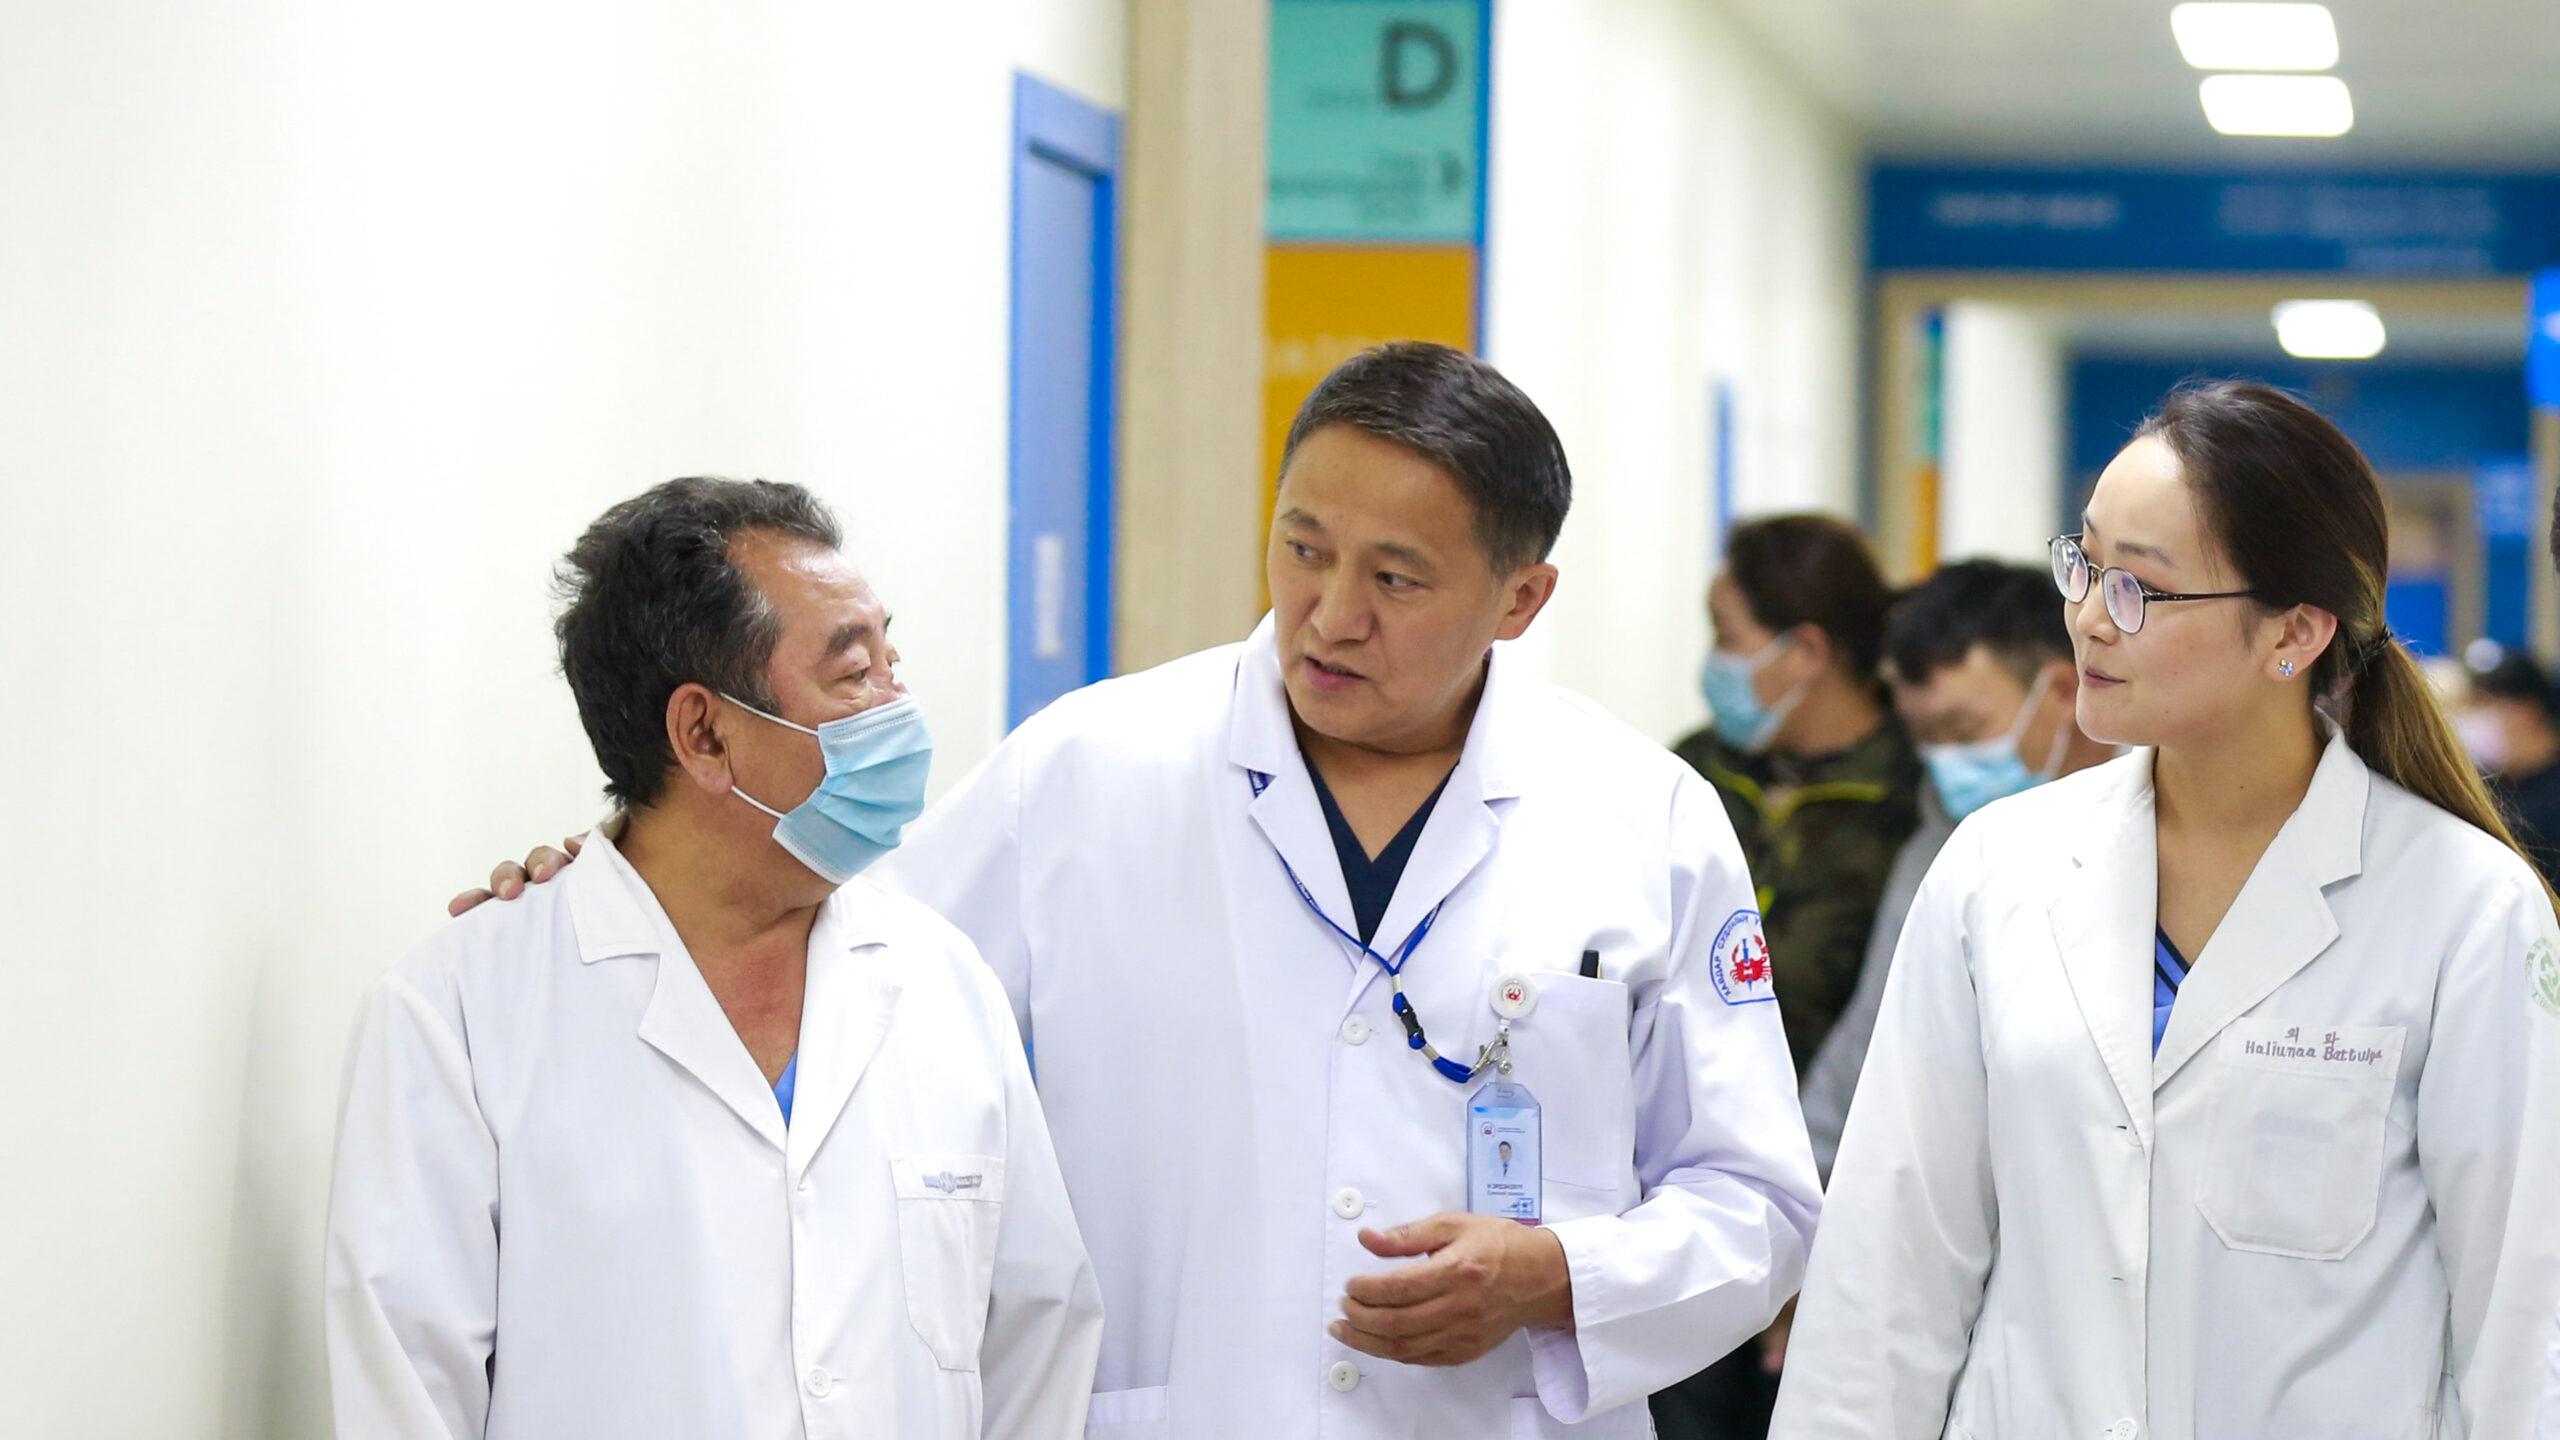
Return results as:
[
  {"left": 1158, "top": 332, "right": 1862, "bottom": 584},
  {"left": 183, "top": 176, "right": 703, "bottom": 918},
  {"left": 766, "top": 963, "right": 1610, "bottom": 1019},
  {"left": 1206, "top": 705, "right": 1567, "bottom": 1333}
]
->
[{"left": 1262, "top": 244, "right": 1479, "bottom": 507}]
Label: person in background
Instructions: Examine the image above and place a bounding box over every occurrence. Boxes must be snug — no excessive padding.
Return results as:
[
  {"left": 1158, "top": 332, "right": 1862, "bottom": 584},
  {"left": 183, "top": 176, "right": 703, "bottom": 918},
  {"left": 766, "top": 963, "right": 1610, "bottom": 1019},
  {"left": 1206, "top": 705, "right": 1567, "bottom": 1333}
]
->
[
  {"left": 2460, "top": 646, "right": 2560, "bottom": 889},
  {"left": 1657, "top": 514, "right": 1921, "bottom": 1440},
  {"left": 1797, "top": 560, "right": 2117, "bottom": 1179}
]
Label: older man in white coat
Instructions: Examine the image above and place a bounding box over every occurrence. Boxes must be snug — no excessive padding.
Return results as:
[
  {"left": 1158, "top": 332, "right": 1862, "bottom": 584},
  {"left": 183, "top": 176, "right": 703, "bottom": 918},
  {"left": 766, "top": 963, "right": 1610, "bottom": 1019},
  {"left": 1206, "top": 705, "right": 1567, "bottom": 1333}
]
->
[
  {"left": 474, "top": 346, "right": 1821, "bottom": 1437},
  {"left": 333, "top": 478, "right": 1103, "bottom": 1439}
]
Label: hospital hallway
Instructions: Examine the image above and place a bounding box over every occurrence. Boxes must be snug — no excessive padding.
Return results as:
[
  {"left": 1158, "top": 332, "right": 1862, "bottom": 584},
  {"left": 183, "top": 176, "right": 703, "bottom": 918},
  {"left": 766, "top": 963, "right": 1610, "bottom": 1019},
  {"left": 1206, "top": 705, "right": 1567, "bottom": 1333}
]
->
[{"left": 7, "top": 1, "right": 2560, "bottom": 1435}]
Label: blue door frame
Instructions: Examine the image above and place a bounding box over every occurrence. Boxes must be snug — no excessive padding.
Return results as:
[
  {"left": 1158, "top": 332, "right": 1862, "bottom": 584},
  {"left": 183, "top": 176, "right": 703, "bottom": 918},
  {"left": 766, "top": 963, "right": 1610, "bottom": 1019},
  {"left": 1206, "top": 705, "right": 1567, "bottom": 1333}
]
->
[{"left": 1008, "top": 74, "right": 1121, "bottom": 729}]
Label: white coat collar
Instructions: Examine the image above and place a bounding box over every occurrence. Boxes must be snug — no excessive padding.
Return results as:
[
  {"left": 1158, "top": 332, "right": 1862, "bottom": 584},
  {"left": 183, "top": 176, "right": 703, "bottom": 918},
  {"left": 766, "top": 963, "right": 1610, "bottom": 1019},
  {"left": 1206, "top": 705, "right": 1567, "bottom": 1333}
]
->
[
  {"left": 1226, "top": 612, "right": 1524, "bottom": 979},
  {"left": 2047, "top": 732, "right": 2368, "bottom": 1143},
  {"left": 562, "top": 827, "right": 901, "bottom": 1161},
  {"left": 2150, "top": 730, "right": 2367, "bottom": 1084}
]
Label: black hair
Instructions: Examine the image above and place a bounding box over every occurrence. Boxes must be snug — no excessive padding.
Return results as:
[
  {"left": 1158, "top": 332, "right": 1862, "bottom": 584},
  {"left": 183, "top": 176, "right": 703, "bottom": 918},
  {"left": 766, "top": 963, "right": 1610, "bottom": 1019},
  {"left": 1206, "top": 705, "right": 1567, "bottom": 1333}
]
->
[
  {"left": 1886, "top": 560, "right": 2072, "bottom": 688},
  {"left": 1722, "top": 514, "right": 1896, "bottom": 682},
  {"left": 1280, "top": 342, "right": 1571, "bottom": 571},
  {"left": 554, "top": 477, "right": 843, "bottom": 808},
  {"left": 2472, "top": 650, "right": 2560, "bottom": 718}
]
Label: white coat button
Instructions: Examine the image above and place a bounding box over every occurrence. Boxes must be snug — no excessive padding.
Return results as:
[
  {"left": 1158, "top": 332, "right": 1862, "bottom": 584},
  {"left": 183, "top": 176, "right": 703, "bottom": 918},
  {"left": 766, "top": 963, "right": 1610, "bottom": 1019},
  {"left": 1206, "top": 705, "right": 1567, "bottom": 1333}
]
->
[
  {"left": 1340, "top": 1016, "right": 1370, "bottom": 1045},
  {"left": 1333, "top": 1187, "right": 1366, "bottom": 1219},
  {"left": 804, "top": 1367, "right": 834, "bottom": 1398},
  {"left": 1328, "top": 1360, "right": 1361, "bottom": 1392},
  {"left": 2110, "top": 1421, "right": 2137, "bottom": 1440}
]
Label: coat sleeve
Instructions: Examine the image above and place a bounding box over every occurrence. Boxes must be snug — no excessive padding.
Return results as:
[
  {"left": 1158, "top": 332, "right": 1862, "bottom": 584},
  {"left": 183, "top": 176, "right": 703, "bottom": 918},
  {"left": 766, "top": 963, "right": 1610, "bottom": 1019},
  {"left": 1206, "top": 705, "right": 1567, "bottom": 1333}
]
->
[
  {"left": 971, "top": 959, "right": 1105, "bottom": 1439},
  {"left": 876, "top": 734, "right": 1034, "bottom": 1041},
  {"left": 2417, "top": 865, "right": 2560, "bottom": 1439},
  {"left": 1799, "top": 825, "right": 1940, "bottom": 1179},
  {"left": 1768, "top": 825, "right": 1997, "bottom": 1440},
  {"left": 323, "top": 972, "right": 499, "bottom": 1440},
  {"left": 1524, "top": 771, "right": 1824, "bottom": 1421}
]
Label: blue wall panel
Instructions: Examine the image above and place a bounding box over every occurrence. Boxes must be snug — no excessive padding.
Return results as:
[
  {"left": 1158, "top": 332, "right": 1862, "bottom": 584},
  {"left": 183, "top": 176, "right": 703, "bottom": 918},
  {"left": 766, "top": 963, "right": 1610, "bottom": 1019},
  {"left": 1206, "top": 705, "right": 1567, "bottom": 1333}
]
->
[{"left": 1875, "top": 166, "right": 2560, "bottom": 275}]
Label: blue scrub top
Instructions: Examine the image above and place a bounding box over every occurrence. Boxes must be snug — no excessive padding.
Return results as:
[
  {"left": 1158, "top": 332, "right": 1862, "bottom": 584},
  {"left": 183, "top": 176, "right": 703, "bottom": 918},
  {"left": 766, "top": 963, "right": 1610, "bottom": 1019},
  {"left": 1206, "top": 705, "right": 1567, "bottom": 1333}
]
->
[
  {"left": 773, "top": 1053, "right": 798, "bottom": 1125},
  {"left": 2152, "top": 931, "right": 2189, "bottom": 1055}
]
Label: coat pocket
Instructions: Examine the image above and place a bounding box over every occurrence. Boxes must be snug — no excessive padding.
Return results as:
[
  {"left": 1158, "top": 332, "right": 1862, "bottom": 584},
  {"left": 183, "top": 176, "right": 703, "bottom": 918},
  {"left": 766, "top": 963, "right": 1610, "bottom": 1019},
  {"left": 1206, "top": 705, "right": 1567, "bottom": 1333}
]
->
[
  {"left": 1508, "top": 1395, "right": 1655, "bottom": 1437},
  {"left": 891, "top": 1153, "right": 1008, "bottom": 1369},
  {"left": 2195, "top": 1020, "right": 2403, "bottom": 1260},
  {"left": 1488, "top": 970, "right": 1635, "bottom": 1197},
  {"left": 1084, "top": 1385, "right": 1168, "bottom": 1439}
]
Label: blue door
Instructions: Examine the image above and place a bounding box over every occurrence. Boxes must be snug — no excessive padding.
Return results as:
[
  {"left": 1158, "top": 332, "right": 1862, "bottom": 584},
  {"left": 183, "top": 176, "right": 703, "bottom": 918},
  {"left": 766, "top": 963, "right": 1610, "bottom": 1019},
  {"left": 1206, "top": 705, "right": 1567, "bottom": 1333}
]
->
[{"left": 1008, "top": 74, "right": 1120, "bottom": 728}]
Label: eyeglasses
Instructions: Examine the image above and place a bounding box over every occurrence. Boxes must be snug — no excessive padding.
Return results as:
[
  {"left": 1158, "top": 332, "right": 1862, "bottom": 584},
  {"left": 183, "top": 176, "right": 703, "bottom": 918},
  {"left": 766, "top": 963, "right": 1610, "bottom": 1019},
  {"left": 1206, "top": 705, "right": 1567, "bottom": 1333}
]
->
[{"left": 2049, "top": 534, "right": 2257, "bottom": 635}]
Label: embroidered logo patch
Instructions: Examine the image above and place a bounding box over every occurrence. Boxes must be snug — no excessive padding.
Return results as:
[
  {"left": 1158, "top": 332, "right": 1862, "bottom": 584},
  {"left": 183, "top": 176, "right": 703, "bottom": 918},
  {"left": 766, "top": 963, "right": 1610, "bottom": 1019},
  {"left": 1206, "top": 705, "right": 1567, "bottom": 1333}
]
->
[
  {"left": 2531, "top": 939, "right": 2560, "bottom": 1021},
  {"left": 1709, "top": 910, "right": 1777, "bottom": 1005}
]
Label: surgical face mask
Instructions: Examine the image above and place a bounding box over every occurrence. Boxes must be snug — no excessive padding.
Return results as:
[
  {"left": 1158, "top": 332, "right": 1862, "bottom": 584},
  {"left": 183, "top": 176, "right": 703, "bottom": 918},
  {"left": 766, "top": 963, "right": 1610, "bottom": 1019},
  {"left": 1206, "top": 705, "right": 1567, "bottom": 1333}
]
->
[
  {"left": 1699, "top": 636, "right": 1807, "bottom": 754},
  {"left": 2454, "top": 708, "right": 2511, "bottom": 774},
  {"left": 721, "top": 693, "right": 933, "bottom": 884},
  {"left": 1920, "top": 670, "right": 2069, "bottom": 821}
]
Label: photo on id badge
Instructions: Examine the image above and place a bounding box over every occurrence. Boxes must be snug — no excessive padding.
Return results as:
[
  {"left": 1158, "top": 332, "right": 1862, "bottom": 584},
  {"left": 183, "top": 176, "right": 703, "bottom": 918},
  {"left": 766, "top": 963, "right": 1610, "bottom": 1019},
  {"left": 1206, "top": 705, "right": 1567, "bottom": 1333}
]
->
[{"left": 1467, "top": 1081, "right": 1541, "bottom": 1224}]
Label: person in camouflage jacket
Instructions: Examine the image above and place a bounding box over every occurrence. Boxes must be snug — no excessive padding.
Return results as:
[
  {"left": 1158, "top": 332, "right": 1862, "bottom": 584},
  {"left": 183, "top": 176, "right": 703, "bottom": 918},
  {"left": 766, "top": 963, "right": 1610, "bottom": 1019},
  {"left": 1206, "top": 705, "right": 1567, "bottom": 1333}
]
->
[
  {"left": 1672, "top": 719, "right": 1921, "bottom": 1074},
  {"left": 1654, "top": 514, "right": 1919, "bottom": 1440}
]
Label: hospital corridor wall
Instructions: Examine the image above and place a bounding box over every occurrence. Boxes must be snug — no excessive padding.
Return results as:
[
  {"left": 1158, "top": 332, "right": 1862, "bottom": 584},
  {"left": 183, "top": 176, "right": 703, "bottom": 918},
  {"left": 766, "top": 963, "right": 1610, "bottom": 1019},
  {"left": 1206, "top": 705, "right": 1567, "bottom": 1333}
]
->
[
  {"left": 1485, "top": 0, "right": 1866, "bottom": 747},
  {"left": 0, "top": 1, "right": 1122, "bottom": 1434}
]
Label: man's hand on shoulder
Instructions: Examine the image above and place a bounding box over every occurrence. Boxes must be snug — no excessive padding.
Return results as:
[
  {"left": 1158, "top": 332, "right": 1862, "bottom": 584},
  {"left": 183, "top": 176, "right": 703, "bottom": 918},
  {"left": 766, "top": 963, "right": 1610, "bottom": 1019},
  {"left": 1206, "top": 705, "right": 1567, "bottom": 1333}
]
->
[{"left": 447, "top": 834, "right": 585, "bottom": 917}]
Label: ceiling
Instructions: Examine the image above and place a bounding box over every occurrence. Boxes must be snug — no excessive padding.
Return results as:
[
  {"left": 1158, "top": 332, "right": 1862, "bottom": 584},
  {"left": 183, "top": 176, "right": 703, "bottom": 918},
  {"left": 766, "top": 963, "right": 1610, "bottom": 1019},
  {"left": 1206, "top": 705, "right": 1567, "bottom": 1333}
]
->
[{"left": 1721, "top": 0, "right": 2560, "bottom": 165}]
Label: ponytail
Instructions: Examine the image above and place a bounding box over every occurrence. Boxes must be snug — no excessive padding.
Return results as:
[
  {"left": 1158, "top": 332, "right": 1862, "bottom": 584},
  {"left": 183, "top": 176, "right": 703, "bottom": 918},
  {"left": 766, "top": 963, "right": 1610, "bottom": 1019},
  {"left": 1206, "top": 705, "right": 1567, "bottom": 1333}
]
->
[{"left": 2346, "top": 639, "right": 2556, "bottom": 909}]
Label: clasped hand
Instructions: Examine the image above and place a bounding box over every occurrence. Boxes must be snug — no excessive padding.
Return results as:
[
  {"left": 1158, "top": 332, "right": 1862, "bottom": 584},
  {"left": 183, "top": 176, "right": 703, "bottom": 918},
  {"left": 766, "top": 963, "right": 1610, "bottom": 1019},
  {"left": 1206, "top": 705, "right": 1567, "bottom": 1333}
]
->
[{"left": 1328, "top": 1212, "right": 1574, "bottom": 1367}]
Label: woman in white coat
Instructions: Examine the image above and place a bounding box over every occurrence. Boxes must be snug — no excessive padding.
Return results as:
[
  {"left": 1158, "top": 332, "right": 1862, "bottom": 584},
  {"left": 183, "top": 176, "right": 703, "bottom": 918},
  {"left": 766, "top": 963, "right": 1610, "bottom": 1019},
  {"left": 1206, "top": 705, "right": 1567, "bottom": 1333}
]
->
[{"left": 1772, "top": 380, "right": 2560, "bottom": 1440}]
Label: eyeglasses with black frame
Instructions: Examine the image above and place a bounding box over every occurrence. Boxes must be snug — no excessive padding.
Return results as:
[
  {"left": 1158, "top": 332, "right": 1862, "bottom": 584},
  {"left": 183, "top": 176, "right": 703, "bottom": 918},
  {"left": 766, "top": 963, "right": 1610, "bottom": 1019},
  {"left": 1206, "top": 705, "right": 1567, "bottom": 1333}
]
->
[{"left": 2048, "top": 534, "right": 2257, "bottom": 635}]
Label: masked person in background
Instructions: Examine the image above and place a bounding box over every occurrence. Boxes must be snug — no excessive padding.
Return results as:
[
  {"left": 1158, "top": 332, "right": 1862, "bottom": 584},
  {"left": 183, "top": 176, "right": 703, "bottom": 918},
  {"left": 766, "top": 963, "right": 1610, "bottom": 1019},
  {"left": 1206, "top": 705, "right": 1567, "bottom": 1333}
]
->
[
  {"left": 1659, "top": 515, "right": 1921, "bottom": 1440},
  {"left": 2460, "top": 646, "right": 2560, "bottom": 890},
  {"left": 1796, "top": 560, "right": 2116, "bottom": 1179},
  {"left": 327, "top": 479, "right": 1103, "bottom": 1440}
]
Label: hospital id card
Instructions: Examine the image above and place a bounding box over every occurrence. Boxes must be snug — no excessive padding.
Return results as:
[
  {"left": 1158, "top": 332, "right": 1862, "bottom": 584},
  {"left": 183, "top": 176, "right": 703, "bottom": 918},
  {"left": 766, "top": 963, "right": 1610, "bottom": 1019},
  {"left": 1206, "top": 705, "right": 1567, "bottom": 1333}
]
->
[{"left": 1466, "top": 1081, "right": 1540, "bottom": 1224}]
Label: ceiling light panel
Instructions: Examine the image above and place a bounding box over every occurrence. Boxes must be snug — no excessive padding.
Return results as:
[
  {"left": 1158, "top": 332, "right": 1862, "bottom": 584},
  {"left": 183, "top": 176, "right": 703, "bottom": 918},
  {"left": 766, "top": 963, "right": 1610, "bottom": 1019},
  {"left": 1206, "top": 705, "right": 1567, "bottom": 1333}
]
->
[
  {"left": 2272, "top": 299, "right": 2386, "bottom": 359},
  {"left": 2199, "top": 74, "right": 2354, "bottom": 137},
  {"left": 2171, "top": 3, "right": 2340, "bottom": 71}
]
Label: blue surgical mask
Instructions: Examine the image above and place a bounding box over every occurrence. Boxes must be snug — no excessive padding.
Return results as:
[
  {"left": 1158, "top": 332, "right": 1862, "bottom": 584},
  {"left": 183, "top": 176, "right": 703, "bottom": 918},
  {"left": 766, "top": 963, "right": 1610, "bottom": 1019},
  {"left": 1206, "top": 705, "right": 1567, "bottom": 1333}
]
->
[
  {"left": 721, "top": 693, "right": 933, "bottom": 883},
  {"left": 1919, "top": 671, "right": 2066, "bottom": 820},
  {"left": 1699, "top": 636, "right": 1804, "bottom": 753}
]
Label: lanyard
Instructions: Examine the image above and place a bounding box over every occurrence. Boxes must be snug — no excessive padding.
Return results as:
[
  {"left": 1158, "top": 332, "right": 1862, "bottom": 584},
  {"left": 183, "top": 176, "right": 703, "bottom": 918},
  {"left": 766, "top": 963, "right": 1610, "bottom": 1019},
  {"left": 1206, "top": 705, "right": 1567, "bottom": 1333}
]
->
[{"left": 1252, "top": 769, "right": 1482, "bottom": 1085}]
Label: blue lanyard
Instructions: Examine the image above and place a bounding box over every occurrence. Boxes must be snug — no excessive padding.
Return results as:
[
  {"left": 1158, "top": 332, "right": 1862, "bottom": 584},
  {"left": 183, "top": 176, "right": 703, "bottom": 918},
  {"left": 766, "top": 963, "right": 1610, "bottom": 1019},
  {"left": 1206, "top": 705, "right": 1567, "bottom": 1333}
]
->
[{"left": 1252, "top": 769, "right": 1478, "bottom": 1085}]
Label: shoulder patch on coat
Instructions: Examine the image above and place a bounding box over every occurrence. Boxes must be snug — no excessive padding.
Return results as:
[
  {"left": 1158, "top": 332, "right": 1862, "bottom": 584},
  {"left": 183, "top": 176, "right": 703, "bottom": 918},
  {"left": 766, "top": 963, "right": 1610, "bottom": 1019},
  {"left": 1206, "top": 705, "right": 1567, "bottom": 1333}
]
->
[
  {"left": 2531, "top": 938, "right": 2560, "bottom": 1021},
  {"left": 1709, "top": 910, "right": 1777, "bottom": 1005}
]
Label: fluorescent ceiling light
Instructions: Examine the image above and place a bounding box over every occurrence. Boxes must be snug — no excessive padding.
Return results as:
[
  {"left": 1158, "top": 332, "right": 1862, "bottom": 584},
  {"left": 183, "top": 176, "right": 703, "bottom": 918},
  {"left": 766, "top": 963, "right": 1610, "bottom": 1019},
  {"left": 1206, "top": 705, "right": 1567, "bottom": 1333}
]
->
[
  {"left": 2199, "top": 74, "right": 2354, "bottom": 137},
  {"left": 2272, "top": 299, "right": 2385, "bottom": 359},
  {"left": 2171, "top": 4, "right": 2340, "bottom": 71}
]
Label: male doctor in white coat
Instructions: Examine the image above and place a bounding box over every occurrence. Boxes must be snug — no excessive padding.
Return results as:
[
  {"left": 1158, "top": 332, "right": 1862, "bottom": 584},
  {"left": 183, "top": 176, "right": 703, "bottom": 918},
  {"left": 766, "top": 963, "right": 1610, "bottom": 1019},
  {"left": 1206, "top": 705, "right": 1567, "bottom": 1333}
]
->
[
  {"left": 470, "top": 345, "right": 1822, "bottom": 1436},
  {"left": 333, "top": 478, "right": 1103, "bottom": 1438}
]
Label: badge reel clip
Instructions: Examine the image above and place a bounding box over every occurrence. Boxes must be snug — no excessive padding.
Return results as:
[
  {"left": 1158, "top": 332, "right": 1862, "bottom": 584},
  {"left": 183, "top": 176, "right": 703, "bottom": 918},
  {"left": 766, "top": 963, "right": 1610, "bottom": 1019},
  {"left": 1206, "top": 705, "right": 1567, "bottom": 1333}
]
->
[{"left": 1467, "top": 973, "right": 1542, "bottom": 1225}]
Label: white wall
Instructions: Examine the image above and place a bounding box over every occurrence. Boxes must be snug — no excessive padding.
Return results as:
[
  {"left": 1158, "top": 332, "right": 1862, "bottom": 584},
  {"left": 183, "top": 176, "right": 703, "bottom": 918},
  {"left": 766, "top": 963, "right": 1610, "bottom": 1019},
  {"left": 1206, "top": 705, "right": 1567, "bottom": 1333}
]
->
[
  {"left": 0, "top": 2, "right": 1123, "bottom": 1434},
  {"left": 1940, "top": 300, "right": 2066, "bottom": 564},
  {"left": 1483, "top": 0, "right": 1865, "bottom": 745}
]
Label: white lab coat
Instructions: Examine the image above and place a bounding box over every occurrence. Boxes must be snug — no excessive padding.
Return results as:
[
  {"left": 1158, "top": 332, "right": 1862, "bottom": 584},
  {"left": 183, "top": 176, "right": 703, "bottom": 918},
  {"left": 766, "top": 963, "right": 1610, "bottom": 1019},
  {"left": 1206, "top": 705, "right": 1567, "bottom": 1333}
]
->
[
  {"left": 325, "top": 829, "right": 1104, "bottom": 1440},
  {"left": 1772, "top": 733, "right": 2560, "bottom": 1440},
  {"left": 876, "top": 616, "right": 1822, "bottom": 1440}
]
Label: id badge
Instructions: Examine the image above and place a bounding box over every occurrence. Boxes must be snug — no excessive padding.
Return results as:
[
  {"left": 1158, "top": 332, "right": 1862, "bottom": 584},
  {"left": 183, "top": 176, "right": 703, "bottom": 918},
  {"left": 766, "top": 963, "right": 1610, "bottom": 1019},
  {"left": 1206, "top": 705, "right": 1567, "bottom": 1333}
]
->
[{"left": 1466, "top": 1080, "right": 1541, "bottom": 1224}]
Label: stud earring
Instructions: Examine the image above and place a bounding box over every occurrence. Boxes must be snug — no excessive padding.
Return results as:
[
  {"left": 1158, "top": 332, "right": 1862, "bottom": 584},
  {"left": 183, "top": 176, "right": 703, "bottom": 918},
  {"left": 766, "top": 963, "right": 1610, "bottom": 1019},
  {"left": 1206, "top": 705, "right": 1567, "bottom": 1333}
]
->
[{"left": 2279, "top": 660, "right": 2297, "bottom": 678}]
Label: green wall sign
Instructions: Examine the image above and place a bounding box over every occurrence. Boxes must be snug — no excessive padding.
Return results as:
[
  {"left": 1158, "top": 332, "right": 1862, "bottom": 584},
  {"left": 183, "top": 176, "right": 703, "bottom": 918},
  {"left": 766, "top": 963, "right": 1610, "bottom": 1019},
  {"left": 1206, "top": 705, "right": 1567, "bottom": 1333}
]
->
[{"left": 1269, "top": 0, "right": 1487, "bottom": 243}]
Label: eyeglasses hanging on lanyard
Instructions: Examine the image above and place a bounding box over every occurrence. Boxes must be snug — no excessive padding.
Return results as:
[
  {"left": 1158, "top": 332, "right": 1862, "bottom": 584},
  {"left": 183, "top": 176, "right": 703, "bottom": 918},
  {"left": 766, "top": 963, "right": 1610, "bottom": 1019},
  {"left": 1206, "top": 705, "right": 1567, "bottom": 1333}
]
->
[{"left": 1251, "top": 769, "right": 1499, "bottom": 1086}]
